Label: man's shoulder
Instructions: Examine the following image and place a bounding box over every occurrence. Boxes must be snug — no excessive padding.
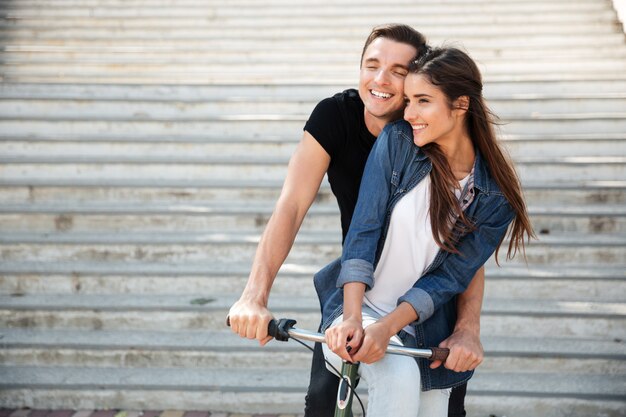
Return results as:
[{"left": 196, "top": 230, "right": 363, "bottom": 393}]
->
[
  {"left": 311, "top": 89, "right": 359, "bottom": 116},
  {"left": 327, "top": 88, "right": 362, "bottom": 110}
]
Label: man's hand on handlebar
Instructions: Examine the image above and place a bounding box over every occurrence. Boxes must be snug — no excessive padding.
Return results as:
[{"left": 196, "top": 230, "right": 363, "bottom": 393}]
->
[
  {"left": 429, "top": 327, "right": 483, "bottom": 372},
  {"left": 227, "top": 298, "right": 274, "bottom": 346}
]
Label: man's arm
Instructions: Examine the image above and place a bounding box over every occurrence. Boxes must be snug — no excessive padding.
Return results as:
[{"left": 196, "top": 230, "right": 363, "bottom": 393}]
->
[
  {"left": 228, "top": 132, "right": 330, "bottom": 345},
  {"left": 430, "top": 266, "right": 485, "bottom": 371}
]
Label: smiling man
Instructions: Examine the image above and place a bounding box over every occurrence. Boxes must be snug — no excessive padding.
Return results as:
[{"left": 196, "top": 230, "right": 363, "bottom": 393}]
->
[{"left": 228, "top": 24, "right": 484, "bottom": 417}]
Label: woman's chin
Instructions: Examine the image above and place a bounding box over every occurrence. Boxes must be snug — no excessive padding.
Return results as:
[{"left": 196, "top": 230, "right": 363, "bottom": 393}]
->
[{"left": 413, "top": 136, "right": 427, "bottom": 147}]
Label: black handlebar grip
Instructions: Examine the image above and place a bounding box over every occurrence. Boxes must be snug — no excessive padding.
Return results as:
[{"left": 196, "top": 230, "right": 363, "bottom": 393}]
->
[
  {"left": 271, "top": 318, "right": 297, "bottom": 342},
  {"left": 430, "top": 347, "right": 450, "bottom": 362},
  {"left": 267, "top": 319, "right": 279, "bottom": 338}
]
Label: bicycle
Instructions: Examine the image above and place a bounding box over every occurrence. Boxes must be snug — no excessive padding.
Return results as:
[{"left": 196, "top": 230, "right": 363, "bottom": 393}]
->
[{"left": 228, "top": 317, "right": 449, "bottom": 417}]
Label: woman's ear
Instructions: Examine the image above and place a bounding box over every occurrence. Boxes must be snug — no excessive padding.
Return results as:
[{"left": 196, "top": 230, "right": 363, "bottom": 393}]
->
[{"left": 453, "top": 96, "right": 470, "bottom": 115}]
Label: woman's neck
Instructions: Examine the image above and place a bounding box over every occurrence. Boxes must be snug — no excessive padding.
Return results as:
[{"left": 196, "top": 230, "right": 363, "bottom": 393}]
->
[{"left": 440, "top": 132, "right": 475, "bottom": 180}]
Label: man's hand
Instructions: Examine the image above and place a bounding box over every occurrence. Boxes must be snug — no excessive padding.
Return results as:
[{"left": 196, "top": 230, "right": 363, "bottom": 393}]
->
[
  {"left": 429, "top": 327, "right": 483, "bottom": 372},
  {"left": 227, "top": 298, "right": 274, "bottom": 346}
]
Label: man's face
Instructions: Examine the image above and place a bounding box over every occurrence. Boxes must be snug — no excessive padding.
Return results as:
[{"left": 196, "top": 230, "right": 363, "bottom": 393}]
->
[{"left": 359, "top": 37, "right": 417, "bottom": 124}]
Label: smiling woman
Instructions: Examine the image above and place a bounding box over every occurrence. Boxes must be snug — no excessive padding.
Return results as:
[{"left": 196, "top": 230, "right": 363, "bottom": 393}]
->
[{"left": 320, "top": 46, "right": 535, "bottom": 417}]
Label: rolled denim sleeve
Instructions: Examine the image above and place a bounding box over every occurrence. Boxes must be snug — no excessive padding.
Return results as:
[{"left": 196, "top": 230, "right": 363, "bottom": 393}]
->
[
  {"left": 337, "top": 258, "right": 374, "bottom": 289},
  {"left": 398, "top": 199, "right": 515, "bottom": 324},
  {"left": 337, "top": 123, "right": 400, "bottom": 289}
]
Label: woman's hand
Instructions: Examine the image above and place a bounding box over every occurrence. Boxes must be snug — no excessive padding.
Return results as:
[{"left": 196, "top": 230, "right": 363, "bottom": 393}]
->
[
  {"left": 351, "top": 321, "right": 392, "bottom": 364},
  {"left": 325, "top": 316, "right": 364, "bottom": 362}
]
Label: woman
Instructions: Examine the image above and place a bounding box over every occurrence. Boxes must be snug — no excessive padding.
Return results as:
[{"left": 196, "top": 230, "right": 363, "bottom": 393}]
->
[{"left": 318, "top": 46, "right": 534, "bottom": 417}]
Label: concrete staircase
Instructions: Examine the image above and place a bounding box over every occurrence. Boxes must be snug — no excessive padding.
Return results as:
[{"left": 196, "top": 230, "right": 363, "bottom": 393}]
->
[{"left": 1, "top": 0, "right": 625, "bottom": 416}]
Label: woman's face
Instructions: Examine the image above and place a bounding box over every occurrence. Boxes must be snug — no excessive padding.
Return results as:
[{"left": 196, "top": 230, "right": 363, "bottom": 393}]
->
[{"left": 403, "top": 73, "right": 463, "bottom": 148}]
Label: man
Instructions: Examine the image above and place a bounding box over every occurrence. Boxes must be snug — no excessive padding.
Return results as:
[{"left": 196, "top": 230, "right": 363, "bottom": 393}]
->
[{"left": 228, "top": 24, "right": 484, "bottom": 417}]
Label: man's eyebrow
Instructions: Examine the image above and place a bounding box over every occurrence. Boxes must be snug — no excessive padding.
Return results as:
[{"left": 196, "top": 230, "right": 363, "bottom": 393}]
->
[{"left": 363, "top": 57, "right": 380, "bottom": 64}]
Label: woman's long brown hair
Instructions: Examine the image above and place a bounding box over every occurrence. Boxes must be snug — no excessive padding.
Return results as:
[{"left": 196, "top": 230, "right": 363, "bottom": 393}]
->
[{"left": 409, "top": 46, "right": 535, "bottom": 261}]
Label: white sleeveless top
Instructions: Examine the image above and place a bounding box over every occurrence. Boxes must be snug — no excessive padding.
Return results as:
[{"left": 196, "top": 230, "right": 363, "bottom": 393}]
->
[{"left": 363, "top": 173, "right": 471, "bottom": 335}]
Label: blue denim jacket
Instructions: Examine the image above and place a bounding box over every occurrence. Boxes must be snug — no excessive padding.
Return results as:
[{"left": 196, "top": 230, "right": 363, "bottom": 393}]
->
[{"left": 314, "top": 120, "right": 515, "bottom": 390}]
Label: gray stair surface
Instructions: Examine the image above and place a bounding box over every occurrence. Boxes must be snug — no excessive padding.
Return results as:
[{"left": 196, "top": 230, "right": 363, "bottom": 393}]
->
[{"left": 0, "top": 0, "right": 625, "bottom": 416}]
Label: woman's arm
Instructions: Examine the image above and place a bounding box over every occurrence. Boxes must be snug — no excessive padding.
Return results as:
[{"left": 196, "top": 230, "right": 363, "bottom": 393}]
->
[
  {"left": 336, "top": 124, "right": 398, "bottom": 289},
  {"left": 397, "top": 200, "right": 515, "bottom": 325},
  {"left": 351, "top": 301, "right": 418, "bottom": 364},
  {"left": 325, "top": 282, "right": 366, "bottom": 362}
]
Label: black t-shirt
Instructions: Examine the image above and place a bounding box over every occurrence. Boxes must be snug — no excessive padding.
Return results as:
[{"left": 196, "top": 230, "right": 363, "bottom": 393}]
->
[{"left": 304, "top": 89, "right": 377, "bottom": 242}]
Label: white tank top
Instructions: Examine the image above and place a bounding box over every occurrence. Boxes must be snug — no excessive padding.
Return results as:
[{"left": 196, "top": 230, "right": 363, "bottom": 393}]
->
[{"left": 364, "top": 173, "right": 470, "bottom": 335}]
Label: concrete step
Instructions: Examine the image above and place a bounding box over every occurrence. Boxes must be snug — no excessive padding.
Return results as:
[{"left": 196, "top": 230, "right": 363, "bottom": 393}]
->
[
  {"left": 6, "top": 71, "right": 626, "bottom": 85},
  {"left": 0, "top": 2, "right": 612, "bottom": 17},
  {"left": 1, "top": 135, "right": 625, "bottom": 159},
  {"left": 1, "top": 294, "right": 624, "bottom": 339},
  {"left": 1, "top": 113, "right": 625, "bottom": 136},
  {"left": 0, "top": 231, "right": 624, "bottom": 265},
  {"left": 2, "top": 40, "right": 625, "bottom": 56},
  {"left": 0, "top": 0, "right": 608, "bottom": 7},
  {"left": 5, "top": 35, "right": 624, "bottom": 51},
  {"left": 1, "top": 261, "right": 624, "bottom": 302},
  {"left": 0, "top": 22, "right": 621, "bottom": 41},
  {"left": 0, "top": 202, "right": 624, "bottom": 234},
  {"left": 0, "top": 366, "right": 624, "bottom": 417},
  {"left": 2, "top": 80, "right": 626, "bottom": 99},
  {"left": 2, "top": 58, "right": 625, "bottom": 76},
  {"left": 1, "top": 328, "right": 624, "bottom": 374},
  {"left": 6, "top": 42, "right": 624, "bottom": 61},
  {"left": 0, "top": 155, "right": 623, "bottom": 182},
  {"left": 2, "top": 95, "right": 625, "bottom": 117},
  {"left": 0, "top": 0, "right": 602, "bottom": 6},
  {"left": 1, "top": 180, "right": 623, "bottom": 206}
]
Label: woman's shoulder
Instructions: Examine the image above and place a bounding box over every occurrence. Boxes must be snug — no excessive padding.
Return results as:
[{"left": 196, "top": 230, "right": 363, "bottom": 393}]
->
[
  {"left": 474, "top": 151, "right": 506, "bottom": 197},
  {"left": 380, "top": 120, "right": 415, "bottom": 147}
]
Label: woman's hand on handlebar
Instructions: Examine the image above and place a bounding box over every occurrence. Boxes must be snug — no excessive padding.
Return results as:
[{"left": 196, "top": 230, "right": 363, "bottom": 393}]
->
[
  {"left": 325, "top": 316, "right": 364, "bottom": 362},
  {"left": 351, "top": 321, "right": 392, "bottom": 364},
  {"left": 227, "top": 298, "right": 274, "bottom": 346}
]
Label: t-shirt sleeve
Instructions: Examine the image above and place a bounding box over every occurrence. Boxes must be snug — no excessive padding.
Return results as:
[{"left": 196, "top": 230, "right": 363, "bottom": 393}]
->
[{"left": 303, "top": 97, "right": 347, "bottom": 159}]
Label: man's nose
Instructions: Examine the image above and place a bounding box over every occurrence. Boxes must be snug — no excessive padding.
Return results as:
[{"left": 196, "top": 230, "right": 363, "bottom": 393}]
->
[{"left": 374, "top": 69, "right": 390, "bottom": 85}]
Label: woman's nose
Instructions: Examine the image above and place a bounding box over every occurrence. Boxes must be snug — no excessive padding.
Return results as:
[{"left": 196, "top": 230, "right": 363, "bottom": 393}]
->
[{"left": 404, "top": 105, "right": 417, "bottom": 121}]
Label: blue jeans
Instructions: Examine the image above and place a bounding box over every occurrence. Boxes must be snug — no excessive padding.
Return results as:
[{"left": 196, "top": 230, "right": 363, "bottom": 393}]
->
[
  {"left": 321, "top": 312, "right": 450, "bottom": 417},
  {"left": 304, "top": 330, "right": 467, "bottom": 417}
]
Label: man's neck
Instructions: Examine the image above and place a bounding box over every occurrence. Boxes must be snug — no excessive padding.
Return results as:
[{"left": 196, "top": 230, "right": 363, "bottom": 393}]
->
[{"left": 364, "top": 109, "right": 400, "bottom": 137}]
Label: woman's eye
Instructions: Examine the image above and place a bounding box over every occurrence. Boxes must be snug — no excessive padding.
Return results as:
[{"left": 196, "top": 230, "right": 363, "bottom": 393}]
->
[{"left": 419, "top": 99, "right": 429, "bottom": 103}]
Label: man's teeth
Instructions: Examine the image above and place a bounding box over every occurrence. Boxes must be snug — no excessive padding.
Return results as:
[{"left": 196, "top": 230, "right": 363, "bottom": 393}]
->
[{"left": 371, "top": 90, "right": 392, "bottom": 99}]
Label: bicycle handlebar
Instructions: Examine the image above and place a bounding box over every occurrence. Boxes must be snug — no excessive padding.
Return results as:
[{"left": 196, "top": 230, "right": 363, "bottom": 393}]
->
[{"left": 228, "top": 316, "right": 449, "bottom": 362}]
